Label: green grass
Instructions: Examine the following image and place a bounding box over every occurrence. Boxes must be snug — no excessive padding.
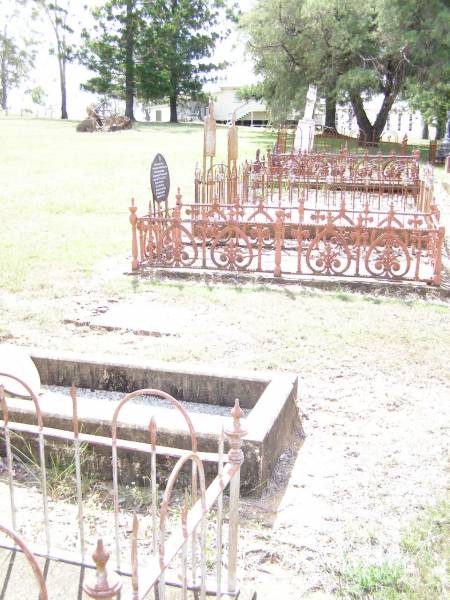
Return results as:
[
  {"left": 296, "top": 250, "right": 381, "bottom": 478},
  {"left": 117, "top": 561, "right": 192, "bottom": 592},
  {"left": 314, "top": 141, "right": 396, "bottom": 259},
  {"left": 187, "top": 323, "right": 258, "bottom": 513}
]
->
[
  {"left": 337, "top": 561, "right": 407, "bottom": 599},
  {"left": 337, "top": 498, "right": 449, "bottom": 599},
  {"left": 0, "top": 118, "right": 276, "bottom": 293}
]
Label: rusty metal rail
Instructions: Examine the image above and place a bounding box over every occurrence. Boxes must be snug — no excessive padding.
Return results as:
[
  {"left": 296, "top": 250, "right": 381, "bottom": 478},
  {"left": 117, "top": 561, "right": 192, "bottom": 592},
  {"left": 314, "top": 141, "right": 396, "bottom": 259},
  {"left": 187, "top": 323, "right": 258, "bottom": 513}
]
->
[
  {"left": 0, "top": 523, "right": 49, "bottom": 600},
  {"left": 131, "top": 190, "right": 444, "bottom": 286},
  {"left": 0, "top": 373, "right": 246, "bottom": 599},
  {"left": 194, "top": 150, "right": 423, "bottom": 211}
]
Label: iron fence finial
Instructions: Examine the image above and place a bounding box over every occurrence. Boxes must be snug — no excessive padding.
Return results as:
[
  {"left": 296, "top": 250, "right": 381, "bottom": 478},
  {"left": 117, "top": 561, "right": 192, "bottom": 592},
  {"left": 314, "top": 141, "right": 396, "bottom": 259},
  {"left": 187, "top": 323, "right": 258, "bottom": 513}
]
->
[
  {"left": 226, "top": 399, "right": 247, "bottom": 465},
  {"left": 83, "top": 538, "right": 122, "bottom": 599}
]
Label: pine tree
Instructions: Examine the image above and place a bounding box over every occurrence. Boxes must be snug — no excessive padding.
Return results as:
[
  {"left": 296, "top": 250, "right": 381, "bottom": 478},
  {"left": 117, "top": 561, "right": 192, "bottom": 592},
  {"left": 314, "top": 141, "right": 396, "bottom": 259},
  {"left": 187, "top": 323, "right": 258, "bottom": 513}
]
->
[
  {"left": 81, "top": 1, "right": 153, "bottom": 121},
  {"left": 80, "top": 0, "right": 231, "bottom": 123},
  {"left": 241, "top": 0, "right": 450, "bottom": 142},
  {"left": 140, "top": 0, "right": 228, "bottom": 123}
]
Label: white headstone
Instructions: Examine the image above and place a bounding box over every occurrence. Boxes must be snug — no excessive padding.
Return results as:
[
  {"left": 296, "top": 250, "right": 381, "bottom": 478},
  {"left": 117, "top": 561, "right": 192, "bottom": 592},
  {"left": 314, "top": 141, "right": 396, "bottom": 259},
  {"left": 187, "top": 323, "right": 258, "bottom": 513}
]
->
[
  {"left": 0, "top": 345, "right": 41, "bottom": 398},
  {"left": 294, "top": 84, "right": 318, "bottom": 152},
  {"left": 303, "top": 85, "right": 317, "bottom": 121}
]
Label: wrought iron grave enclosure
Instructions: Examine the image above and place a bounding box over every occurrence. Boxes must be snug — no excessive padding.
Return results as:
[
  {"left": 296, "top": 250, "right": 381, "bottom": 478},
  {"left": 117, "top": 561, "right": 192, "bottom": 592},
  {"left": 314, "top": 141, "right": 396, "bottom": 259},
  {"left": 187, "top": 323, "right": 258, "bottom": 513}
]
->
[
  {"left": 131, "top": 150, "right": 443, "bottom": 285},
  {"left": 0, "top": 373, "right": 246, "bottom": 599}
]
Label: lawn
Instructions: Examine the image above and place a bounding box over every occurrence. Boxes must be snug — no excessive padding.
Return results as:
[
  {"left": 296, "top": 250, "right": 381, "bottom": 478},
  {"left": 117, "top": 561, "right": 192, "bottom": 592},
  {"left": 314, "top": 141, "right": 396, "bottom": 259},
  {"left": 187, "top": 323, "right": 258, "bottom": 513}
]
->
[
  {"left": 0, "top": 118, "right": 276, "bottom": 294},
  {"left": 0, "top": 117, "right": 448, "bottom": 599}
]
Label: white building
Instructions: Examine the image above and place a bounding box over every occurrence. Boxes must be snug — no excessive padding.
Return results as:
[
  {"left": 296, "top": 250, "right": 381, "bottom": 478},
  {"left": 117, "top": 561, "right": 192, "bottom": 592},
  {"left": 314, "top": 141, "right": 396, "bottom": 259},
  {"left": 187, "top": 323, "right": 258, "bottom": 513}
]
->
[
  {"left": 138, "top": 85, "right": 435, "bottom": 141},
  {"left": 140, "top": 98, "right": 207, "bottom": 122},
  {"left": 142, "top": 85, "right": 269, "bottom": 125},
  {"left": 212, "top": 86, "right": 268, "bottom": 125}
]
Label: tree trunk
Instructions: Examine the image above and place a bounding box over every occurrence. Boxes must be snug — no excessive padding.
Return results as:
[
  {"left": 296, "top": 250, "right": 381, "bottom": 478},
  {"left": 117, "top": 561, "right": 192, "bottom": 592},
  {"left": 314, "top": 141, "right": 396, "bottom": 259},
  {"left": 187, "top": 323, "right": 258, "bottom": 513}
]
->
[
  {"left": 169, "top": 0, "right": 178, "bottom": 123},
  {"left": 59, "top": 57, "right": 68, "bottom": 119},
  {"left": 1, "top": 54, "right": 7, "bottom": 111},
  {"left": 350, "top": 90, "right": 396, "bottom": 145},
  {"left": 1, "top": 25, "right": 7, "bottom": 111},
  {"left": 324, "top": 96, "right": 337, "bottom": 133},
  {"left": 169, "top": 94, "right": 178, "bottom": 123},
  {"left": 436, "top": 117, "right": 445, "bottom": 140},
  {"left": 125, "top": 0, "right": 135, "bottom": 121},
  {"left": 372, "top": 91, "right": 397, "bottom": 141},
  {"left": 350, "top": 93, "right": 375, "bottom": 144}
]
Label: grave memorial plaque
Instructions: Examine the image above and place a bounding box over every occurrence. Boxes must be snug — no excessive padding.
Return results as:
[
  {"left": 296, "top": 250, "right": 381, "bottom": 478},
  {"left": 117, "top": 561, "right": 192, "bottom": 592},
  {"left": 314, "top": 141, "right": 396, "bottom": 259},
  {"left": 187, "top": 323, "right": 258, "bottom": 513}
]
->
[
  {"left": 294, "top": 84, "right": 318, "bottom": 153},
  {"left": 150, "top": 153, "right": 170, "bottom": 204},
  {"left": 303, "top": 84, "right": 317, "bottom": 120}
]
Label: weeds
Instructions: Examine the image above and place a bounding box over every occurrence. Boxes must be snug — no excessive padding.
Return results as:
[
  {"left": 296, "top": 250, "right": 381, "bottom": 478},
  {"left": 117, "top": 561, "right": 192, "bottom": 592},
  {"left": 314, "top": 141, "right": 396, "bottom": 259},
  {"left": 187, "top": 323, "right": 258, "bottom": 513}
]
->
[
  {"left": 2, "top": 430, "right": 95, "bottom": 502},
  {"left": 337, "top": 561, "right": 407, "bottom": 599},
  {"left": 336, "top": 497, "right": 449, "bottom": 599}
]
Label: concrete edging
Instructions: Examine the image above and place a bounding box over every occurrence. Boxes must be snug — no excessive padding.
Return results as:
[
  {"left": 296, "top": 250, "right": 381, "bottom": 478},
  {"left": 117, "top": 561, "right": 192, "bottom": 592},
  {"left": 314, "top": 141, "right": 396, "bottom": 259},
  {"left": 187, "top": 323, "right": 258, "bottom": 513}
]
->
[{"left": 6, "top": 349, "right": 300, "bottom": 494}]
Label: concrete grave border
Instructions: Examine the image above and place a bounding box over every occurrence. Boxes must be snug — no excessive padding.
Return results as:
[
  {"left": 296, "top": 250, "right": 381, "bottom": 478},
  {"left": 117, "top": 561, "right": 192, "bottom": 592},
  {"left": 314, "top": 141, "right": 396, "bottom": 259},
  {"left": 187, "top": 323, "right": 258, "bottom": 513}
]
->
[{"left": 6, "top": 349, "right": 300, "bottom": 494}]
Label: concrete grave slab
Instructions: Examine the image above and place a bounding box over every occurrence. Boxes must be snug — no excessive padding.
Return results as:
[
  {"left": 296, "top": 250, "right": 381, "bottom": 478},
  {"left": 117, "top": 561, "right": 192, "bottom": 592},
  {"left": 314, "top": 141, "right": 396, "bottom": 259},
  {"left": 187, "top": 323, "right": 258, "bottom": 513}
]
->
[{"left": 66, "top": 299, "right": 214, "bottom": 337}]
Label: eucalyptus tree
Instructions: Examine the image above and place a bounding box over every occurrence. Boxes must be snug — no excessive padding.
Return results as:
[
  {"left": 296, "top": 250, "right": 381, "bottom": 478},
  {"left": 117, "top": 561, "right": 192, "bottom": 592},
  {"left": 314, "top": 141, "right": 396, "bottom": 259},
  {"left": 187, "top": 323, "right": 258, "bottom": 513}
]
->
[
  {"left": 34, "top": 0, "right": 74, "bottom": 119},
  {"left": 0, "top": 0, "right": 38, "bottom": 111}
]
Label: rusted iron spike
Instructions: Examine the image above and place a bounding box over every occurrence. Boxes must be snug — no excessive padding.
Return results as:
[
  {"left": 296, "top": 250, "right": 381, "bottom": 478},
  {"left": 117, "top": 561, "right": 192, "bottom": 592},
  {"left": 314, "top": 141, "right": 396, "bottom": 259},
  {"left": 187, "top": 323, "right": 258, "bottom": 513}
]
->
[
  {"left": 181, "top": 490, "right": 189, "bottom": 539},
  {"left": 129, "top": 199, "right": 139, "bottom": 271},
  {"left": 149, "top": 416, "right": 157, "bottom": 451},
  {"left": 70, "top": 384, "right": 79, "bottom": 437},
  {"left": 225, "top": 400, "right": 247, "bottom": 465},
  {"left": 83, "top": 539, "right": 122, "bottom": 599},
  {"left": 0, "top": 385, "right": 8, "bottom": 426}
]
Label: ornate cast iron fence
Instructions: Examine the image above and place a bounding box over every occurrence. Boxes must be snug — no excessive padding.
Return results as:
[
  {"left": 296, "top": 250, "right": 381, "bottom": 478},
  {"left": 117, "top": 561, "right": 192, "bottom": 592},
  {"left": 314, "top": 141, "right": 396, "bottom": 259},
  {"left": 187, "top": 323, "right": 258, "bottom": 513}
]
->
[
  {"left": 0, "top": 374, "right": 246, "bottom": 599},
  {"left": 194, "top": 150, "right": 423, "bottom": 212},
  {"left": 130, "top": 190, "right": 444, "bottom": 286}
]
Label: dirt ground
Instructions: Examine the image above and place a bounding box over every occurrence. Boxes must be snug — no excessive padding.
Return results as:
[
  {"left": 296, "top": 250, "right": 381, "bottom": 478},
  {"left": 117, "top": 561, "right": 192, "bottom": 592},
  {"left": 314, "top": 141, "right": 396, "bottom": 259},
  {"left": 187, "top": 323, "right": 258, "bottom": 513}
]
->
[
  {"left": 0, "top": 275, "right": 449, "bottom": 599},
  {"left": 239, "top": 370, "right": 449, "bottom": 599},
  {"left": 1, "top": 362, "right": 448, "bottom": 599}
]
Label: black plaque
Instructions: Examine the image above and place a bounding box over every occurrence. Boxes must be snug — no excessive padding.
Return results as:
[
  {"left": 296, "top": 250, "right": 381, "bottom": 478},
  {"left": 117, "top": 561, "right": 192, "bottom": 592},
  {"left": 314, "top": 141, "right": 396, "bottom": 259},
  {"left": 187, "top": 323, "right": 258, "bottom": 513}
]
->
[{"left": 150, "top": 153, "right": 170, "bottom": 203}]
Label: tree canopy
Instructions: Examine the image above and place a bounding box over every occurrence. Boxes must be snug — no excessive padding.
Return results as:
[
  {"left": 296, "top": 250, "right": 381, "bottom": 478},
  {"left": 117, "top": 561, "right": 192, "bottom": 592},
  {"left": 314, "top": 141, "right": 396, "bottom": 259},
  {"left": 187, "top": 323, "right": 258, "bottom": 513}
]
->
[
  {"left": 80, "top": 0, "right": 232, "bottom": 122},
  {"left": 241, "top": 0, "right": 450, "bottom": 140},
  {"left": 1, "top": 1, "right": 38, "bottom": 111}
]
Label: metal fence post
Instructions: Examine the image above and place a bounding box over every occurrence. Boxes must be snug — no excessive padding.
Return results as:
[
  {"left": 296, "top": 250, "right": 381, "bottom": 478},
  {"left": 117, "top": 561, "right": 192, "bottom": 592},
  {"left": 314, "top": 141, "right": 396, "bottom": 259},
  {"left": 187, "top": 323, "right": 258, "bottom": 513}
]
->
[
  {"left": 130, "top": 198, "right": 139, "bottom": 271},
  {"left": 274, "top": 209, "right": 284, "bottom": 277},
  {"left": 433, "top": 227, "right": 445, "bottom": 286},
  {"left": 225, "top": 399, "right": 247, "bottom": 595}
]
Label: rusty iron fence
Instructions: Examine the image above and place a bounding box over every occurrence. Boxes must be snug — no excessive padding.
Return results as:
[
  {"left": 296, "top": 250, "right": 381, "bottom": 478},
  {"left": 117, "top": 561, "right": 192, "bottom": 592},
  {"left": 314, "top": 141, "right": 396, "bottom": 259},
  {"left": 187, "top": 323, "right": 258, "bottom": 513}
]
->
[
  {"left": 134, "top": 156, "right": 444, "bottom": 285},
  {"left": 0, "top": 374, "right": 246, "bottom": 599},
  {"left": 273, "top": 125, "right": 424, "bottom": 157},
  {"left": 0, "top": 522, "right": 49, "bottom": 600},
  {"left": 194, "top": 150, "right": 424, "bottom": 213}
]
